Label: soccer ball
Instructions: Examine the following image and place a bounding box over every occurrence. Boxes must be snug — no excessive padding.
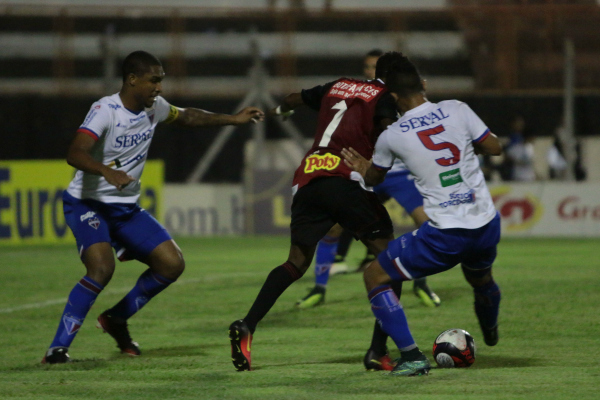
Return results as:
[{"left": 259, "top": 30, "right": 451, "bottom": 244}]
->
[{"left": 432, "top": 328, "right": 476, "bottom": 368}]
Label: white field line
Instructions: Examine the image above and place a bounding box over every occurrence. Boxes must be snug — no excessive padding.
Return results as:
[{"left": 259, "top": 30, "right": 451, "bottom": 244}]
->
[{"left": 0, "top": 272, "right": 257, "bottom": 314}]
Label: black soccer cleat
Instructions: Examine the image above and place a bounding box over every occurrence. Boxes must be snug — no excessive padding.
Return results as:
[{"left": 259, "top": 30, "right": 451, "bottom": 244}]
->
[
  {"left": 480, "top": 324, "right": 499, "bottom": 346},
  {"left": 97, "top": 311, "right": 141, "bottom": 356},
  {"left": 41, "top": 347, "right": 70, "bottom": 364},
  {"left": 229, "top": 319, "right": 252, "bottom": 371},
  {"left": 363, "top": 348, "right": 396, "bottom": 371}
]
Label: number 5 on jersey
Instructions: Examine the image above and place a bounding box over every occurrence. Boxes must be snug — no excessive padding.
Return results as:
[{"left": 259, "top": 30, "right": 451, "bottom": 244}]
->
[
  {"left": 319, "top": 100, "right": 348, "bottom": 147},
  {"left": 417, "top": 125, "right": 461, "bottom": 166}
]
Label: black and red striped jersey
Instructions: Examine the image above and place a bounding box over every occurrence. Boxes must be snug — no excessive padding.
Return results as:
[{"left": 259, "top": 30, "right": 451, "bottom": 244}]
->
[{"left": 292, "top": 78, "right": 397, "bottom": 190}]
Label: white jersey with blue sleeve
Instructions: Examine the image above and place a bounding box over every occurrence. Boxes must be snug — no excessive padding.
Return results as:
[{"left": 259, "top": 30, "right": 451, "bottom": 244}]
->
[
  {"left": 66, "top": 93, "right": 174, "bottom": 203},
  {"left": 372, "top": 100, "right": 496, "bottom": 229}
]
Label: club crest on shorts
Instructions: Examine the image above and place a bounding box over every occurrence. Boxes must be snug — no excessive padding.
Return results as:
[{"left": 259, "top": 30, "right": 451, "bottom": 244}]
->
[
  {"left": 80, "top": 211, "right": 96, "bottom": 222},
  {"left": 88, "top": 217, "right": 101, "bottom": 230}
]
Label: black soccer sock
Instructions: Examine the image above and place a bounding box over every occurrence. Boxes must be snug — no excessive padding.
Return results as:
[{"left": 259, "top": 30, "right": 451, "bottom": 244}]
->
[
  {"left": 243, "top": 262, "right": 302, "bottom": 334},
  {"left": 400, "top": 347, "right": 423, "bottom": 361},
  {"left": 335, "top": 229, "right": 354, "bottom": 260},
  {"left": 369, "top": 281, "right": 403, "bottom": 354}
]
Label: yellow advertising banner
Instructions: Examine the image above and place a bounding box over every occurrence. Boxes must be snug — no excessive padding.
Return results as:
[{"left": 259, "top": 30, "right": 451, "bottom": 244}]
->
[{"left": 0, "top": 160, "right": 163, "bottom": 245}]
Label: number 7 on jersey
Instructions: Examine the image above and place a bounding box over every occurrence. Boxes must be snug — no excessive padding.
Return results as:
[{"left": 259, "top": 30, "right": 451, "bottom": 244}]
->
[{"left": 319, "top": 100, "right": 348, "bottom": 147}]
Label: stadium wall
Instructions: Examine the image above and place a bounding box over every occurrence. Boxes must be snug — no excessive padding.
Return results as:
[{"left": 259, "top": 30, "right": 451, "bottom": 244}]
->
[
  {"left": 0, "top": 160, "right": 164, "bottom": 245},
  {"left": 160, "top": 181, "right": 600, "bottom": 238}
]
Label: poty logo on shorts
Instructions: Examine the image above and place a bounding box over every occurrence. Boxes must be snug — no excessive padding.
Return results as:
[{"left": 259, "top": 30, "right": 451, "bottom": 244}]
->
[
  {"left": 80, "top": 211, "right": 96, "bottom": 222},
  {"left": 88, "top": 217, "right": 101, "bottom": 230},
  {"left": 304, "top": 153, "right": 341, "bottom": 173}
]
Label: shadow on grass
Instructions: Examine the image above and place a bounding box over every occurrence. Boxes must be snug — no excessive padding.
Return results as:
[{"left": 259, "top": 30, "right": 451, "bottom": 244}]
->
[
  {"left": 7, "top": 358, "right": 110, "bottom": 372},
  {"left": 264, "top": 355, "right": 362, "bottom": 369},
  {"left": 473, "top": 354, "right": 544, "bottom": 369},
  {"left": 142, "top": 345, "right": 208, "bottom": 357},
  {"left": 260, "top": 353, "right": 543, "bottom": 371}
]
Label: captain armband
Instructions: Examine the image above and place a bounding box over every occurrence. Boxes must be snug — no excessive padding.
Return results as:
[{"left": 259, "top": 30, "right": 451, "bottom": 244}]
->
[{"left": 164, "top": 105, "right": 181, "bottom": 124}]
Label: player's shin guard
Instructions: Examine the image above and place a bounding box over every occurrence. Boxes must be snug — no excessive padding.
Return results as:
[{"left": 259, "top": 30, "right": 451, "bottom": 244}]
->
[
  {"left": 473, "top": 279, "right": 501, "bottom": 331},
  {"left": 368, "top": 281, "right": 403, "bottom": 355},
  {"left": 244, "top": 262, "right": 302, "bottom": 333},
  {"left": 107, "top": 268, "right": 175, "bottom": 320},
  {"left": 49, "top": 276, "right": 104, "bottom": 349},
  {"left": 314, "top": 235, "right": 339, "bottom": 287},
  {"left": 368, "top": 285, "right": 416, "bottom": 352}
]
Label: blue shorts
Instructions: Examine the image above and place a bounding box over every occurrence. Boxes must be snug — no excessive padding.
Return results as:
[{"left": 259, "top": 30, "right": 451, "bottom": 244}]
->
[
  {"left": 378, "top": 212, "right": 501, "bottom": 281},
  {"left": 63, "top": 191, "right": 171, "bottom": 262},
  {"left": 374, "top": 171, "right": 423, "bottom": 215}
]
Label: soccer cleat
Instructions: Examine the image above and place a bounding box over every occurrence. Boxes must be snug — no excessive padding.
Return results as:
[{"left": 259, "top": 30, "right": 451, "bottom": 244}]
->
[
  {"left": 413, "top": 278, "right": 441, "bottom": 307},
  {"left": 96, "top": 312, "right": 141, "bottom": 356},
  {"left": 295, "top": 286, "right": 325, "bottom": 309},
  {"left": 363, "top": 348, "right": 396, "bottom": 371},
  {"left": 41, "top": 347, "right": 70, "bottom": 364},
  {"left": 329, "top": 261, "right": 349, "bottom": 275},
  {"left": 480, "top": 323, "right": 499, "bottom": 346},
  {"left": 229, "top": 320, "right": 252, "bottom": 371},
  {"left": 355, "top": 253, "right": 376, "bottom": 273},
  {"left": 390, "top": 354, "right": 431, "bottom": 376}
]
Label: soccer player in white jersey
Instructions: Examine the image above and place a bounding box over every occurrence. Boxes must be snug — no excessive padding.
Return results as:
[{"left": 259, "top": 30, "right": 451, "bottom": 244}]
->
[
  {"left": 42, "top": 51, "right": 264, "bottom": 364},
  {"left": 342, "top": 52, "right": 503, "bottom": 376}
]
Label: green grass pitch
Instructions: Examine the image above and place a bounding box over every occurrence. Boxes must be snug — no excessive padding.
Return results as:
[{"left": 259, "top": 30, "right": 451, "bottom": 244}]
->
[{"left": 1, "top": 236, "right": 599, "bottom": 399}]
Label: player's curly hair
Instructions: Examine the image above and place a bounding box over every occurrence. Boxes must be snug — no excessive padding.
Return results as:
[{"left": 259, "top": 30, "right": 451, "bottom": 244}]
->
[
  {"left": 366, "top": 49, "right": 384, "bottom": 59},
  {"left": 375, "top": 51, "right": 404, "bottom": 80},
  {"left": 380, "top": 52, "right": 424, "bottom": 97},
  {"left": 122, "top": 51, "right": 162, "bottom": 82}
]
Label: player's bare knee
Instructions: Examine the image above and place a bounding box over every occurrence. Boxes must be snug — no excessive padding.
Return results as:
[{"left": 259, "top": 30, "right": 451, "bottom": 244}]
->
[
  {"left": 363, "top": 260, "right": 391, "bottom": 291},
  {"left": 287, "top": 244, "right": 315, "bottom": 276},
  {"left": 326, "top": 224, "right": 344, "bottom": 237},
  {"left": 286, "top": 258, "right": 309, "bottom": 276},
  {"left": 85, "top": 262, "right": 115, "bottom": 286},
  {"left": 160, "top": 250, "right": 185, "bottom": 280}
]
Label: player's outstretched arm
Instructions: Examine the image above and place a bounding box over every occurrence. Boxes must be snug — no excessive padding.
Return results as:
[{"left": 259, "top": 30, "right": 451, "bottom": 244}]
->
[
  {"left": 268, "top": 92, "right": 304, "bottom": 120},
  {"left": 341, "top": 147, "right": 387, "bottom": 187},
  {"left": 172, "top": 106, "right": 265, "bottom": 128},
  {"left": 474, "top": 132, "right": 503, "bottom": 156},
  {"left": 66, "top": 132, "right": 136, "bottom": 191}
]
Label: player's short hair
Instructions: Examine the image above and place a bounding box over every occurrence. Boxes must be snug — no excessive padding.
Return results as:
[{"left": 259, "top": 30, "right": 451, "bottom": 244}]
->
[
  {"left": 383, "top": 53, "right": 424, "bottom": 97},
  {"left": 122, "top": 51, "right": 162, "bottom": 82},
  {"left": 375, "top": 51, "right": 405, "bottom": 80},
  {"left": 365, "top": 49, "right": 384, "bottom": 59}
]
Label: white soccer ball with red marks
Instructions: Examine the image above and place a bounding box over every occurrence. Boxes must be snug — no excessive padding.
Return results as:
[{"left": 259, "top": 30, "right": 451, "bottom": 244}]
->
[{"left": 433, "top": 328, "right": 476, "bottom": 368}]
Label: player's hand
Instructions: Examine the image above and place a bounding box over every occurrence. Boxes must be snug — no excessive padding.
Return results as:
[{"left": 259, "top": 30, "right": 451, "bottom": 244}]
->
[
  {"left": 269, "top": 105, "right": 295, "bottom": 121},
  {"left": 341, "top": 147, "right": 372, "bottom": 178},
  {"left": 103, "top": 169, "right": 137, "bottom": 191},
  {"left": 236, "top": 107, "right": 265, "bottom": 124}
]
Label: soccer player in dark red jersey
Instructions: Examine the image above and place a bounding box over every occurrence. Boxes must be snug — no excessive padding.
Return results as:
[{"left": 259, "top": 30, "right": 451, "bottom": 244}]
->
[
  {"left": 299, "top": 50, "right": 440, "bottom": 314},
  {"left": 229, "top": 53, "right": 404, "bottom": 372}
]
